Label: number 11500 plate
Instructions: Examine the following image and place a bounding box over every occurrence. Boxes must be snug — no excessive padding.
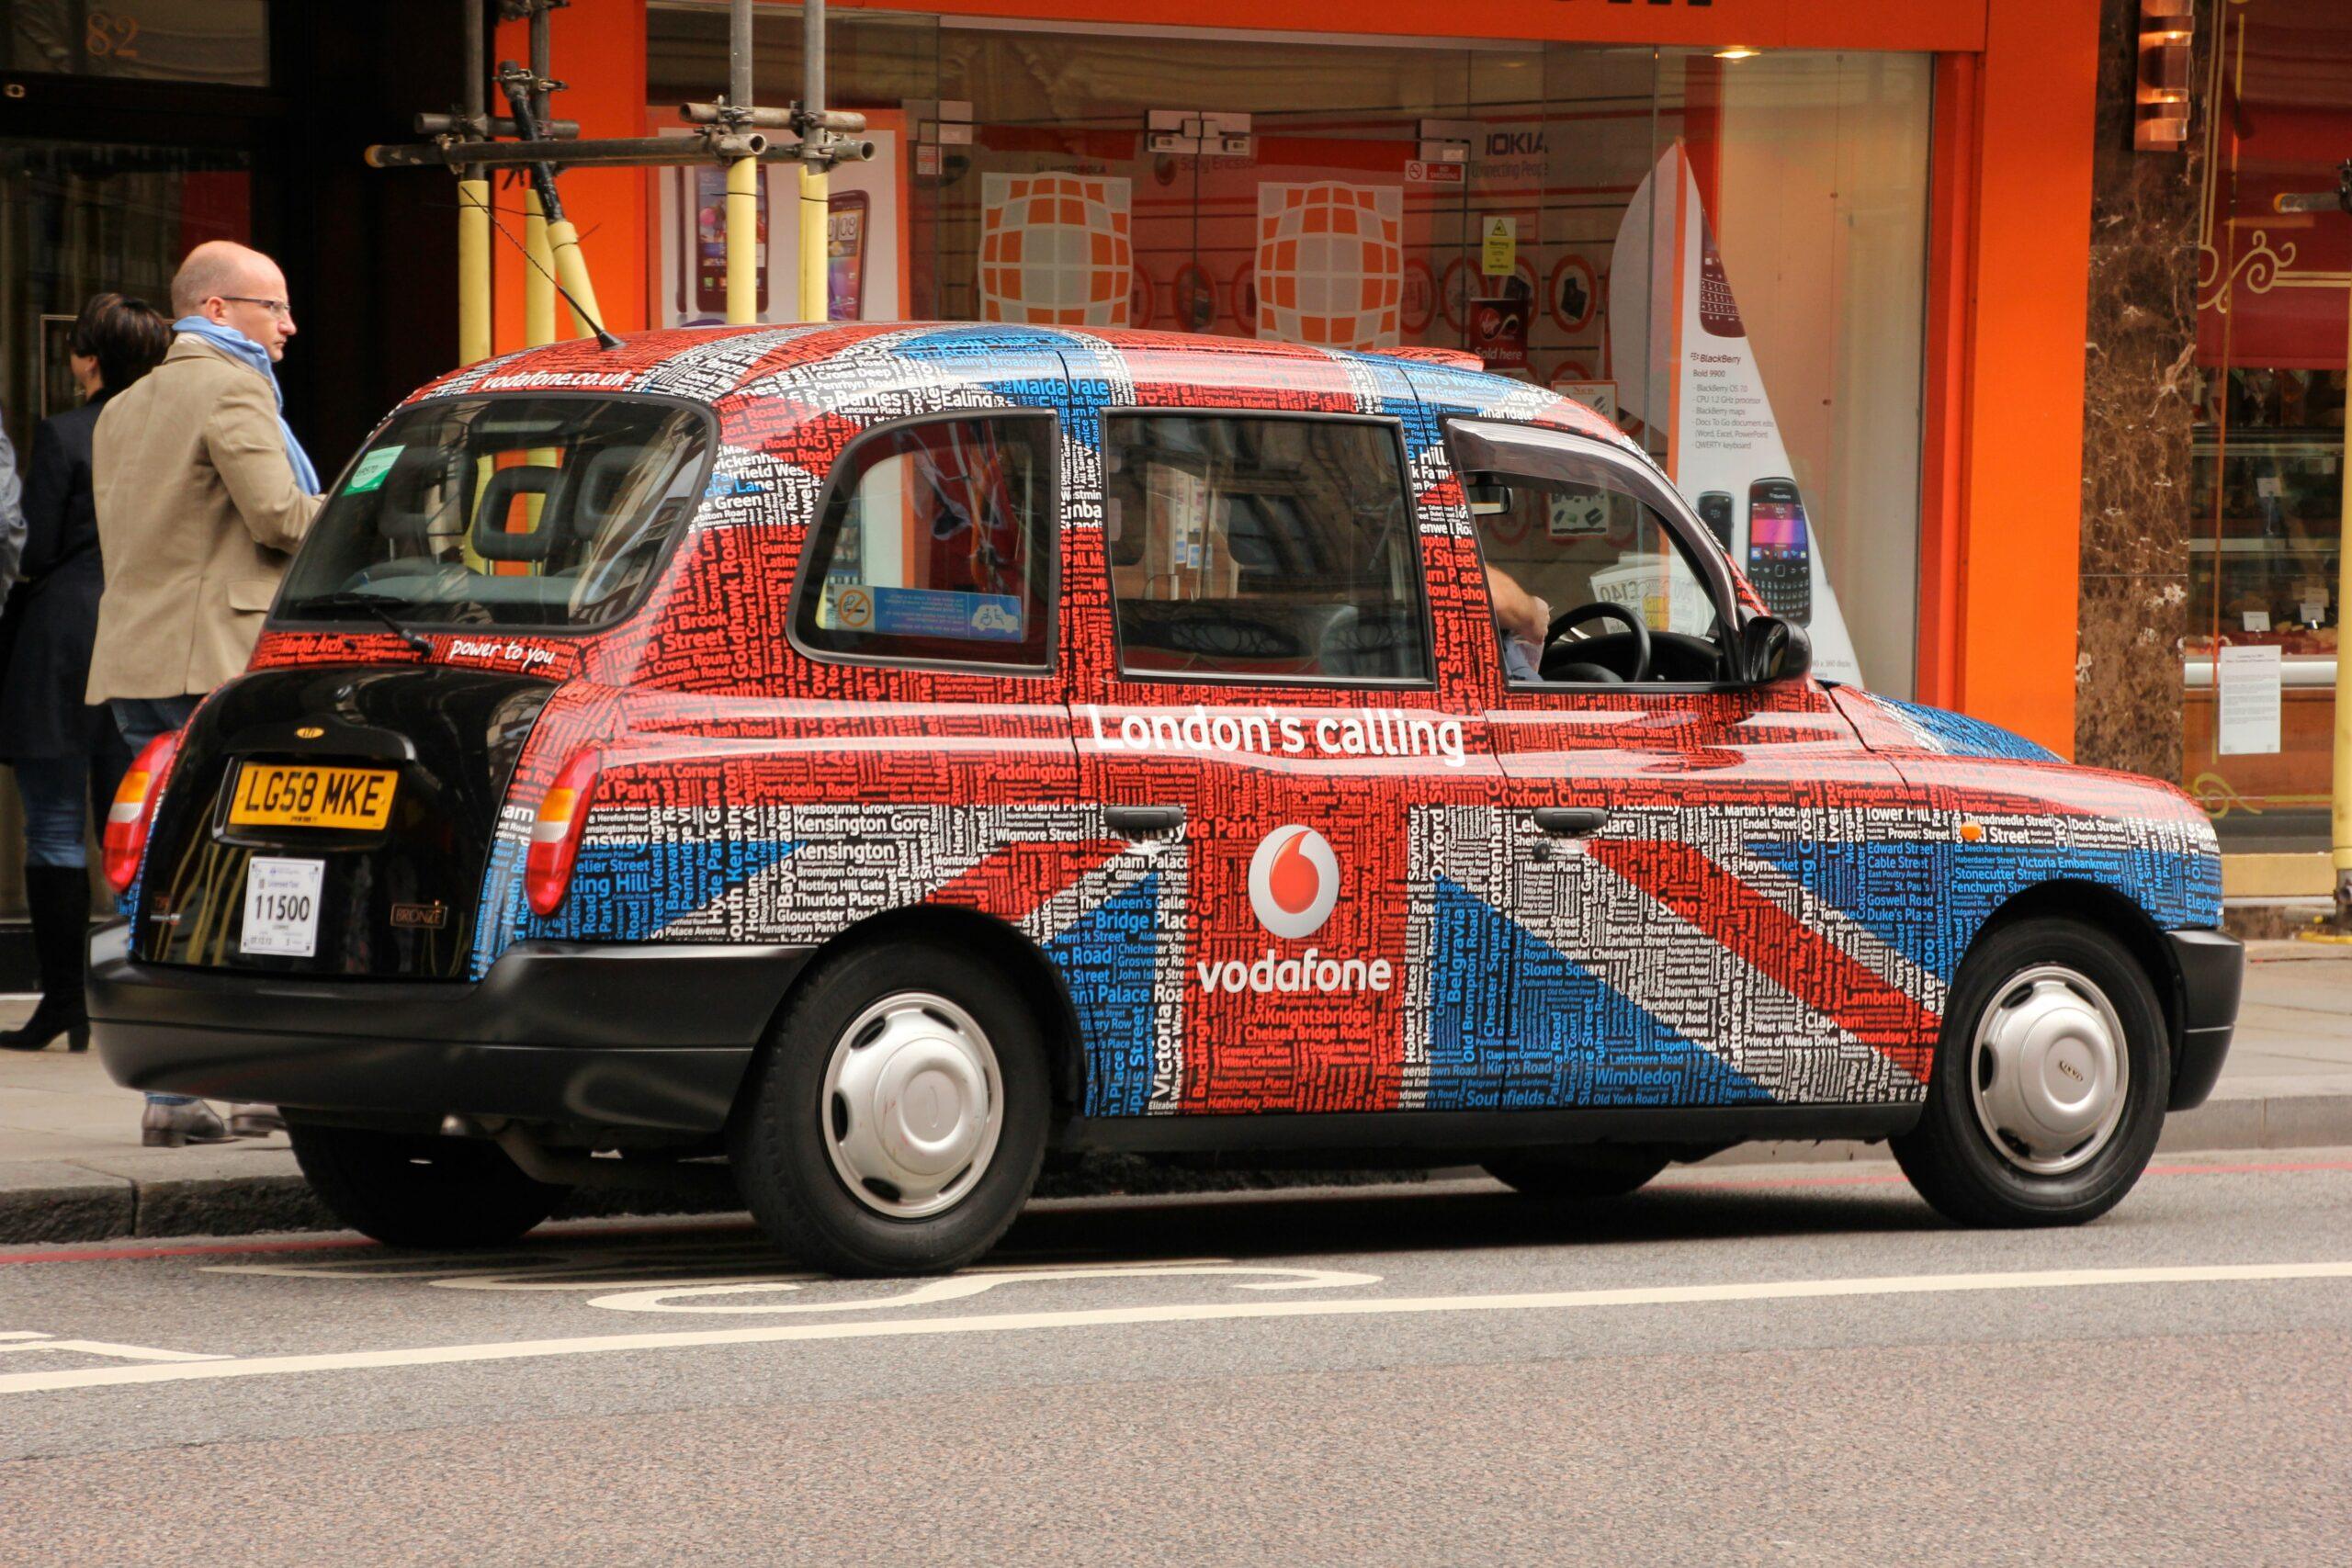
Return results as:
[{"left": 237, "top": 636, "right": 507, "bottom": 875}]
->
[{"left": 228, "top": 763, "right": 398, "bottom": 830}]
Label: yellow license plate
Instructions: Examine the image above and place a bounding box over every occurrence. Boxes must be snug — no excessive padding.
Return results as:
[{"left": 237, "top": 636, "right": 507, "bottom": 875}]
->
[{"left": 228, "top": 763, "right": 398, "bottom": 830}]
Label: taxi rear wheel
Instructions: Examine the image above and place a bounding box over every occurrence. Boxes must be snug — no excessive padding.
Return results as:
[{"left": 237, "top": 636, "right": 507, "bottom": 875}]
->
[
  {"left": 288, "top": 1122, "right": 568, "bottom": 1248},
  {"left": 728, "top": 938, "right": 1049, "bottom": 1278},
  {"left": 1891, "top": 916, "right": 2168, "bottom": 1227},
  {"left": 1485, "top": 1145, "right": 1669, "bottom": 1199}
]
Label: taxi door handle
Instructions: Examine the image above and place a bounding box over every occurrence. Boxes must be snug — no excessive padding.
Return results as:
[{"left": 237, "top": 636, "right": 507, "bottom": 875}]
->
[
  {"left": 1106, "top": 805, "right": 1185, "bottom": 838},
  {"left": 1532, "top": 807, "right": 1611, "bottom": 838}
]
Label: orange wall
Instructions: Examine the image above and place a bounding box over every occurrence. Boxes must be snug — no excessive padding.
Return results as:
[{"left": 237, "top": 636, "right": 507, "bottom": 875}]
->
[
  {"left": 1944, "top": 0, "right": 2101, "bottom": 755},
  {"left": 491, "top": 0, "right": 650, "bottom": 351}
]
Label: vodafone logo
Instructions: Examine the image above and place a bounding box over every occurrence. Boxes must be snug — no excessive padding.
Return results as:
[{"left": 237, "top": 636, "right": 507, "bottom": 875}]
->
[{"left": 1247, "top": 825, "right": 1339, "bottom": 941}]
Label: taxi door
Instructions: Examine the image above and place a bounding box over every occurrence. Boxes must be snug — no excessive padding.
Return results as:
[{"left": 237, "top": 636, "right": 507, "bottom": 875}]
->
[
  {"left": 1057, "top": 382, "right": 1500, "bottom": 1118},
  {"left": 1442, "top": 419, "right": 1939, "bottom": 1113}
]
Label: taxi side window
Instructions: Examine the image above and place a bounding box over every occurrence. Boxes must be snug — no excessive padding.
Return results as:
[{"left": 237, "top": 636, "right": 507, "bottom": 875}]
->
[
  {"left": 1102, "top": 414, "right": 1430, "bottom": 682},
  {"left": 795, "top": 414, "right": 1056, "bottom": 668}
]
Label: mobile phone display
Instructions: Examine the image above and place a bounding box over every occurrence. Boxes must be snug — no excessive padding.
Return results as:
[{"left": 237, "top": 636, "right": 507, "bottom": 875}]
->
[
  {"left": 1745, "top": 479, "right": 1811, "bottom": 625},
  {"left": 691, "top": 164, "right": 767, "bottom": 317},
  {"left": 1695, "top": 490, "right": 1735, "bottom": 551},
  {"left": 1699, "top": 229, "right": 1744, "bottom": 339},
  {"left": 827, "top": 190, "right": 869, "bottom": 321}
]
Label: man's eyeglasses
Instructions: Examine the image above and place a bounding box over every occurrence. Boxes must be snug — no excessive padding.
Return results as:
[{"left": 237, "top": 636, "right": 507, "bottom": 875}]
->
[{"left": 219, "top": 296, "right": 293, "bottom": 320}]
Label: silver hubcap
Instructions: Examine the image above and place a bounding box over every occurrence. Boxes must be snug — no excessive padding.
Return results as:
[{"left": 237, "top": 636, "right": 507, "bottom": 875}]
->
[
  {"left": 820, "top": 992, "right": 1002, "bottom": 1220},
  {"left": 1969, "top": 964, "right": 2129, "bottom": 1176}
]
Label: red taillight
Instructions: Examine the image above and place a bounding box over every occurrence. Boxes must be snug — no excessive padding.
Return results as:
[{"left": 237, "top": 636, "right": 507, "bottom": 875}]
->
[
  {"left": 104, "top": 733, "right": 182, "bottom": 893},
  {"left": 524, "top": 752, "right": 601, "bottom": 917}
]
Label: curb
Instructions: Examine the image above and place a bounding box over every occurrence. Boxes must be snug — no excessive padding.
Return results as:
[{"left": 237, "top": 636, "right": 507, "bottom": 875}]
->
[{"left": 4, "top": 1091, "right": 2348, "bottom": 1247}]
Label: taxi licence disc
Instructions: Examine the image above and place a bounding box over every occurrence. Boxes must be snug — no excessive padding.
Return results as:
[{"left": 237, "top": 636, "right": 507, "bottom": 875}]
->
[{"left": 228, "top": 762, "right": 398, "bottom": 831}]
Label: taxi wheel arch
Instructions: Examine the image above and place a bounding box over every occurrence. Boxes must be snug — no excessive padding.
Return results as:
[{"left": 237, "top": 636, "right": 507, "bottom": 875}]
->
[
  {"left": 727, "top": 920, "right": 1061, "bottom": 1277},
  {"left": 1893, "top": 910, "right": 2169, "bottom": 1227}
]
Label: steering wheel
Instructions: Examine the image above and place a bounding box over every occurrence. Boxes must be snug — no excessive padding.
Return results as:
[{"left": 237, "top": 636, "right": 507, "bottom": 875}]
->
[{"left": 1542, "top": 601, "right": 1651, "bottom": 684}]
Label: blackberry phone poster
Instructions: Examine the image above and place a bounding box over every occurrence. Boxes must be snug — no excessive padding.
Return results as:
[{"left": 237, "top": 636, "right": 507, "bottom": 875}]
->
[{"left": 1607, "top": 143, "right": 1862, "bottom": 685}]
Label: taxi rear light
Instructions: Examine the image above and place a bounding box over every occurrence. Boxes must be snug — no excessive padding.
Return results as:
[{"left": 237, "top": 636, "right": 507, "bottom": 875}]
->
[
  {"left": 525, "top": 752, "right": 601, "bottom": 917},
  {"left": 104, "top": 732, "right": 182, "bottom": 893}
]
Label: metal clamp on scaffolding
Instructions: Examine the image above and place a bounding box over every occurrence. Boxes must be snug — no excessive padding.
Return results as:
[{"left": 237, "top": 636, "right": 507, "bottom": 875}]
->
[{"left": 362, "top": 0, "right": 875, "bottom": 349}]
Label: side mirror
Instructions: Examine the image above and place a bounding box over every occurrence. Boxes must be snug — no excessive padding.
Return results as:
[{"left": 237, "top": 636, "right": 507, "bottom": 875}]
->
[{"left": 1736, "top": 615, "right": 1813, "bottom": 684}]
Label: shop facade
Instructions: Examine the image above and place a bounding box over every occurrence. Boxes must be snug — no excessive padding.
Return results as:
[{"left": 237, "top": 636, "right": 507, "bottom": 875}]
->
[
  {"left": 2181, "top": 0, "right": 2352, "bottom": 878},
  {"left": 515, "top": 0, "right": 2101, "bottom": 757},
  {"left": 4, "top": 0, "right": 2168, "bottom": 931}
]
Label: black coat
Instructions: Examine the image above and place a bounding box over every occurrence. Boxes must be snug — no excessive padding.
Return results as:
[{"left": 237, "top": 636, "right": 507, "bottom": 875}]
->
[{"left": 0, "top": 395, "right": 116, "bottom": 761}]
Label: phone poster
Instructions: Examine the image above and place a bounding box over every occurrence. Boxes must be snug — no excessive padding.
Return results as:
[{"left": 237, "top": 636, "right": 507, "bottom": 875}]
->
[
  {"left": 1608, "top": 142, "right": 1864, "bottom": 686},
  {"left": 653, "top": 118, "right": 905, "bottom": 327}
]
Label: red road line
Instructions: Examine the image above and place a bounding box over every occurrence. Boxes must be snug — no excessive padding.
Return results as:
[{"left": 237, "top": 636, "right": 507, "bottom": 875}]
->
[{"left": 2, "top": 1160, "right": 2347, "bottom": 1267}]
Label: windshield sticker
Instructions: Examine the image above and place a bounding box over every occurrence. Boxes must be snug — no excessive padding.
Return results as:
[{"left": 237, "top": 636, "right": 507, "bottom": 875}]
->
[
  {"left": 871, "top": 586, "right": 1024, "bottom": 641},
  {"left": 345, "top": 446, "right": 403, "bottom": 495}
]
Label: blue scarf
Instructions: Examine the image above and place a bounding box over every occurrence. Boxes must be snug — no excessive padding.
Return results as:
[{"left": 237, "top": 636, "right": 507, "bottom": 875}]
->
[{"left": 173, "top": 315, "right": 322, "bottom": 494}]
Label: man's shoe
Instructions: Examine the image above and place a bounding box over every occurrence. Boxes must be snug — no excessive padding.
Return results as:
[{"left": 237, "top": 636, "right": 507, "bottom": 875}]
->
[
  {"left": 141, "top": 1097, "right": 236, "bottom": 1148},
  {"left": 227, "top": 1103, "right": 287, "bottom": 1138}
]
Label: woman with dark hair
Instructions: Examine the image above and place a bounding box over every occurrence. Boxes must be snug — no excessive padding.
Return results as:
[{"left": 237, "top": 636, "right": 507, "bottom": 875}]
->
[{"left": 0, "top": 293, "right": 170, "bottom": 1057}]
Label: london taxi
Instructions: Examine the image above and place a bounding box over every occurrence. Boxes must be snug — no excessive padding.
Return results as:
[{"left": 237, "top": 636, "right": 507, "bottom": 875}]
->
[{"left": 90, "top": 324, "right": 2242, "bottom": 1277}]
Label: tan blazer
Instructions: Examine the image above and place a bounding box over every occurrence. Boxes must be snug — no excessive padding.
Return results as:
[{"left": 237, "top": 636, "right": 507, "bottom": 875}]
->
[{"left": 87, "top": 335, "right": 322, "bottom": 702}]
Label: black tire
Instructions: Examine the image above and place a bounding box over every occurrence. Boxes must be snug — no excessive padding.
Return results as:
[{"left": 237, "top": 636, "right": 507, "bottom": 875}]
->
[
  {"left": 727, "top": 938, "right": 1050, "bottom": 1277},
  {"left": 1891, "top": 916, "right": 2169, "bottom": 1227},
  {"left": 1485, "top": 1145, "right": 1669, "bottom": 1199},
  {"left": 288, "top": 1122, "right": 567, "bottom": 1247}
]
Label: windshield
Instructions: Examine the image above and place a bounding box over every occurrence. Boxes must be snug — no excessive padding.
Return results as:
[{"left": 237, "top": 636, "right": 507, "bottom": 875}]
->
[{"left": 276, "top": 396, "right": 711, "bottom": 631}]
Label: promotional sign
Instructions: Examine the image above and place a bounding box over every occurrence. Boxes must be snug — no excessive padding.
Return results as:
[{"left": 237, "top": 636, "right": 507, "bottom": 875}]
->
[
  {"left": 1609, "top": 143, "right": 1864, "bottom": 685},
  {"left": 652, "top": 121, "right": 906, "bottom": 327},
  {"left": 1256, "top": 182, "right": 1403, "bottom": 351},
  {"left": 980, "top": 172, "right": 1133, "bottom": 328},
  {"left": 1465, "top": 294, "right": 1531, "bottom": 373}
]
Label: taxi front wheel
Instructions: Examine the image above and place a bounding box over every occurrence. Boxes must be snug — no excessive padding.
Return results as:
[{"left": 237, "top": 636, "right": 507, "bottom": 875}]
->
[
  {"left": 729, "top": 939, "right": 1050, "bottom": 1277},
  {"left": 288, "top": 1122, "right": 568, "bottom": 1248},
  {"left": 1892, "top": 917, "right": 2168, "bottom": 1227}
]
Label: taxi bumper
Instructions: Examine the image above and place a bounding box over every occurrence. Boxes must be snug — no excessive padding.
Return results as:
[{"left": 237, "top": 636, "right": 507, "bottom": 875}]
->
[{"left": 88, "top": 924, "right": 811, "bottom": 1134}]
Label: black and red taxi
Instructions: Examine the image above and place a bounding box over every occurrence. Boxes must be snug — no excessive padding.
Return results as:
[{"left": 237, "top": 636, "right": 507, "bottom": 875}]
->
[{"left": 91, "top": 324, "right": 2241, "bottom": 1275}]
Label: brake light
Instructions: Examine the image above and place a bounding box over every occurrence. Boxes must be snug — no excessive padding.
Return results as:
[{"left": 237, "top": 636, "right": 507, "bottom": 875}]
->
[
  {"left": 104, "top": 732, "right": 182, "bottom": 893},
  {"left": 525, "top": 752, "right": 601, "bottom": 916}
]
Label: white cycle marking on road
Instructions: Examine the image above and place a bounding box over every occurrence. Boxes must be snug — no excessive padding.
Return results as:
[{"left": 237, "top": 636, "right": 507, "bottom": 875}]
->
[
  {"left": 584, "top": 1262, "right": 1381, "bottom": 1314},
  {"left": 0, "top": 1331, "right": 224, "bottom": 1365},
  {"left": 4, "top": 1259, "right": 2348, "bottom": 1397}
]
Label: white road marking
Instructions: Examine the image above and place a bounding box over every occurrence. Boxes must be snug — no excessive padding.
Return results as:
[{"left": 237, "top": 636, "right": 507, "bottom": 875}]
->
[
  {"left": 584, "top": 1262, "right": 1380, "bottom": 1314},
  {"left": 0, "top": 1332, "right": 224, "bottom": 1365},
  {"left": 3, "top": 1259, "right": 2347, "bottom": 1398}
]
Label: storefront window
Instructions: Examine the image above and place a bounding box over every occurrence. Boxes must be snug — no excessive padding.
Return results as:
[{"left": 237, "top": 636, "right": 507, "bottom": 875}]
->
[
  {"left": 5, "top": 1, "right": 268, "bottom": 85},
  {"left": 645, "top": 6, "right": 1931, "bottom": 694},
  {"left": 0, "top": 138, "right": 253, "bottom": 459},
  {"left": 2188, "top": 0, "right": 2350, "bottom": 852}
]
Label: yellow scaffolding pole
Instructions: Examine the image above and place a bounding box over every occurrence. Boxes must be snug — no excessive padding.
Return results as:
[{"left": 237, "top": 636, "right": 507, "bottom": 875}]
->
[
  {"left": 797, "top": 164, "right": 829, "bottom": 324},
  {"left": 726, "top": 154, "right": 759, "bottom": 324},
  {"left": 523, "top": 186, "right": 556, "bottom": 348},
  {"left": 547, "top": 217, "right": 605, "bottom": 339},
  {"left": 457, "top": 175, "right": 492, "bottom": 364}
]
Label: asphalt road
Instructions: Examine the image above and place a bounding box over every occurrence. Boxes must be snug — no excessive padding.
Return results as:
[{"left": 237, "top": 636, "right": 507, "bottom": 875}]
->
[{"left": 2, "top": 1154, "right": 2349, "bottom": 1564}]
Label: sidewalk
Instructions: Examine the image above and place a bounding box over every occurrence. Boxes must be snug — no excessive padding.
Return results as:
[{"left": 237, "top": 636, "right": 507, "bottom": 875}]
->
[{"left": 3, "top": 940, "right": 2347, "bottom": 1243}]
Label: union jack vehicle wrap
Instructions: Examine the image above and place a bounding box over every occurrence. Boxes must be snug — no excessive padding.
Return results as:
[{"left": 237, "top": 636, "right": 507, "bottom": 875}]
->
[{"left": 91, "top": 324, "right": 2242, "bottom": 1269}]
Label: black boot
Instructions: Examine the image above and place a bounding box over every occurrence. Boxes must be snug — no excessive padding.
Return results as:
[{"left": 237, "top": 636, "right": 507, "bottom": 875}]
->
[{"left": 0, "top": 866, "right": 92, "bottom": 1052}]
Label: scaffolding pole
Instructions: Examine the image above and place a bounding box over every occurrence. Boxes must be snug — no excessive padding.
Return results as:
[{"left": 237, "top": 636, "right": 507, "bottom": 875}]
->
[
  {"left": 366, "top": 0, "right": 871, "bottom": 347},
  {"left": 726, "top": 0, "right": 757, "bottom": 324},
  {"left": 797, "top": 0, "right": 831, "bottom": 325}
]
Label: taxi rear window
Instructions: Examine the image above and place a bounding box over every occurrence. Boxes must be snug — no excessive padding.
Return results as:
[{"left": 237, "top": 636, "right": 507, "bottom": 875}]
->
[
  {"left": 1103, "top": 414, "right": 1430, "bottom": 683},
  {"left": 277, "top": 395, "right": 710, "bottom": 632},
  {"left": 794, "top": 413, "right": 1057, "bottom": 670}
]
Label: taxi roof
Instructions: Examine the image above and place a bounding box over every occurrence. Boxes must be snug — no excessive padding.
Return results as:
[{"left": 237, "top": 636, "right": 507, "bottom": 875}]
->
[{"left": 408, "top": 322, "right": 1633, "bottom": 455}]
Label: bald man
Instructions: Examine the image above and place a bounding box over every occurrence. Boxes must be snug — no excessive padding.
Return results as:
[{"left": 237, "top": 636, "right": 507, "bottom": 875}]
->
[{"left": 88, "top": 241, "right": 323, "bottom": 1146}]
